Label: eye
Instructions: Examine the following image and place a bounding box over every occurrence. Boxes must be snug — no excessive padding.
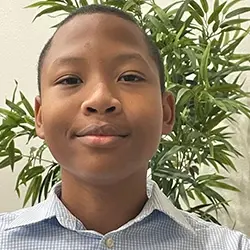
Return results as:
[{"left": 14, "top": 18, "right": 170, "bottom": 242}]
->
[
  {"left": 56, "top": 76, "right": 82, "bottom": 85},
  {"left": 118, "top": 74, "right": 144, "bottom": 83}
]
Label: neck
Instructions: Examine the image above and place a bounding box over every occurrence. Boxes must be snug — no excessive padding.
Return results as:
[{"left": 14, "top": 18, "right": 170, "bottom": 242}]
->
[{"left": 60, "top": 169, "right": 148, "bottom": 235}]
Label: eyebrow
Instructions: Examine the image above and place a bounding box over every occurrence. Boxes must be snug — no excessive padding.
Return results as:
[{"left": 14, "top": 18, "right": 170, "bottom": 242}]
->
[{"left": 51, "top": 52, "right": 150, "bottom": 69}]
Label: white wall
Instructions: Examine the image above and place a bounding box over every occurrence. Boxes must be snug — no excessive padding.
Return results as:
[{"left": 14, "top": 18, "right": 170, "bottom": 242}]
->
[{"left": 0, "top": 0, "right": 250, "bottom": 236}]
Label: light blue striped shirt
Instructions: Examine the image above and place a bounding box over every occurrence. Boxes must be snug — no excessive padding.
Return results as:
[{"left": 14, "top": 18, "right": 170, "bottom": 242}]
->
[{"left": 0, "top": 180, "right": 249, "bottom": 249}]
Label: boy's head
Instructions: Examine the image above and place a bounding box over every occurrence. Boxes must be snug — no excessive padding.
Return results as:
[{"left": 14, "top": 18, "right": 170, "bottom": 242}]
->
[
  {"left": 35, "top": 4, "right": 175, "bottom": 186},
  {"left": 37, "top": 4, "right": 165, "bottom": 94}
]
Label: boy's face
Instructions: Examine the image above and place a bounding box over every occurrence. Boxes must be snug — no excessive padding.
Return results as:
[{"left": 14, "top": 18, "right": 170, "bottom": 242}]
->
[{"left": 35, "top": 13, "right": 175, "bottom": 185}]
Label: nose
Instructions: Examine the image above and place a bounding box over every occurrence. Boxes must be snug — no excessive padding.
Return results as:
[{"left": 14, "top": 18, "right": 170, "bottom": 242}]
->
[{"left": 81, "top": 82, "right": 122, "bottom": 116}]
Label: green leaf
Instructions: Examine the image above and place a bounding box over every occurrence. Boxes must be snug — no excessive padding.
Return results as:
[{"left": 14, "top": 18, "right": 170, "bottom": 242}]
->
[
  {"left": 175, "top": 88, "right": 190, "bottom": 105},
  {"left": 35, "top": 143, "right": 48, "bottom": 164},
  {"left": 208, "top": 141, "right": 214, "bottom": 158},
  {"left": 79, "top": 0, "right": 88, "bottom": 6},
  {"left": 200, "top": 42, "right": 211, "bottom": 87},
  {"left": 183, "top": 48, "right": 197, "bottom": 69},
  {"left": 176, "top": 88, "right": 193, "bottom": 106},
  {"left": 25, "top": 1, "right": 64, "bottom": 8},
  {"left": 226, "top": 7, "right": 250, "bottom": 19},
  {"left": 0, "top": 155, "right": 22, "bottom": 169},
  {"left": 173, "top": 0, "right": 191, "bottom": 28},
  {"left": 200, "top": 0, "right": 208, "bottom": 13},
  {"left": 146, "top": 16, "right": 168, "bottom": 33},
  {"left": 214, "top": 0, "right": 219, "bottom": 10},
  {"left": 162, "top": 178, "right": 173, "bottom": 196},
  {"left": 43, "top": 169, "right": 54, "bottom": 199},
  {"left": 23, "top": 116, "right": 35, "bottom": 127},
  {"left": 64, "top": 0, "right": 74, "bottom": 5},
  {"left": 187, "top": 7, "right": 203, "bottom": 25},
  {"left": 221, "top": 36, "right": 245, "bottom": 55},
  {"left": 20, "top": 92, "right": 34, "bottom": 117},
  {"left": 32, "top": 6, "right": 73, "bottom": 21},
  {"left": 214, "top": 152, "right": 237, "bottom": 171},
  {"left": 188, "top": 203, "right": 211, "bottom": 212},
  {"left": 154, "top": 168, "right": 191, "bottom": 180},
  {"left": 20, "top": 166, "right": 45, "bottom": 185},
  {"left": 186, "top": 131, "right": 203, "bottom": 142},
  {"left": 8, "top": 140, "right": 15, "bottom": 171},
  {"left": 201, "top": 186, "right": 228, "bottom": 204},
  {"left": 222, "top": 0, "right": 241, "bottom": 14},
  {"left": 31, "top": 176, "right": 43, "bottom": 205},
  {"left": 194, "top": 188, "right": 206, "bottom": 203},
  {"left": 12, "top": 80, "right": 19, "bottom": 103},
  {"left": 158, "top": 146, "right": 185, "bottom": 165},
  {"left": 174, "top": 24, "right": 185, "bottom": 46},
  {"left": 220, "top": 19, "right": 250, "bottom": 28},
  {"left": 161, "top": 1, "right": 182, "bottom": 14},
  {"left": 6, "top": 100, "right": 26, "bottom": 116},
  {"left": 179, "top": 183, "right": 190, "bottom": 208},
  {"left": 197, "top": 174, "right": 226, "bottom": 182},
  {"left": 223, "top": 31, "right": 230, "bottom": 47},
  {"left": 233, "top": 23, "right": 242, "bottom": 39},
  {"left": 189, "top": 1, "right": 204, "bottom": 17},
  {"left": 153, "top": 5, "right": 170, "bottom": 25},
  {"left": 208, "top": 1, "right": 227, "bottom": 24},
  {"left": 123, "top": 0, "right": 135, "bottom": 11},
  {"left": 16, "top": 162, "right": 32, "bottom": 187},
  {"left": 0, "top": 131, "right": 16, "bottom": 149},
  {"left": 23, "top": 177, "right": 37, "bottom": 207},
  {"left": 222, "top": 26, "right": 245, "bottom": 33},
  {"left": 212, "top": 20, "right": 220, "bottom": 33},
  {"left": 229, "top": 53, "right": 250, "bottom": 60},
  {"left": 193, "top": 147, "right": 202, "bottom": 165},
  {"left": 187, "top": 190, "right": 195, "bottom": 200},
  {"left": 208, "top": 83, "right": 240, "bottom": 92},
  {"left": 51, "top": 165, "right": 61, "bottom": 186},
  {"left": 0, "top": 129, "right": 13, "bottom": 143},
  {"left": 207, "top": 181, "right": 240, "bottom": 192}
]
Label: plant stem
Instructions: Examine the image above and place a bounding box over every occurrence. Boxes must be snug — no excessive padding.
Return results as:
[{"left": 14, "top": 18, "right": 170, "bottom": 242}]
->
[{"left": 21, "top": 154, "right": 55, "bottom": 165}]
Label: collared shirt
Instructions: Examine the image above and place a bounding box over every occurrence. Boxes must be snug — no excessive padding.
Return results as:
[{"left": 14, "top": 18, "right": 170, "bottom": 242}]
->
[{"left": 0, "top": 180, "right": 249, "bottom": 250}]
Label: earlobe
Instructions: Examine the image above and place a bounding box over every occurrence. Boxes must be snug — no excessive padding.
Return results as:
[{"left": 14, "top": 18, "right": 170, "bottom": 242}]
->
[
  {"left": 162, "top": 92, "right": 175, "bottom": 135},
  {"left": 35, "top": 96, "right": 45, "bottom": 139}
]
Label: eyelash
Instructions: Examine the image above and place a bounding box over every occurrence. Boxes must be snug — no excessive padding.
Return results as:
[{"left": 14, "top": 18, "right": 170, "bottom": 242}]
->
[
  {"left": 56, "top": 76, "right": 82, "bottom": 85},
  {"left": 56, "top": 74, "right": 144, "bottom": 86},
  {"left": 118, "top": 74, "right": 145, "bottom": 82}
]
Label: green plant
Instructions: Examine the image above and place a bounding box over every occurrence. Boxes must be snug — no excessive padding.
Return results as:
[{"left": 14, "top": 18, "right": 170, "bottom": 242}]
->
[{"left": 1, "top": 0, "right": 250, "bottom": 224}]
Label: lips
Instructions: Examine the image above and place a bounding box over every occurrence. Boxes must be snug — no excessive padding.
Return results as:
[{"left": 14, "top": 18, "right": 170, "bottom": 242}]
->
[
  {"left": 76, "top": 123, "right": 129, "bottom": 137},
  {"left": 75, "top": 123, "right": 130, "bottom": 148}
]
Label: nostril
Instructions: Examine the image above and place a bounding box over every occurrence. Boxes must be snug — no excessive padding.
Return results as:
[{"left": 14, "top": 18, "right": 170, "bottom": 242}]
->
[
  {"left": 87, "top": 107, "right": 97, "bottom": 113},
  {"left": 106, "top": 106, "right": 116, "bottom": 113}
]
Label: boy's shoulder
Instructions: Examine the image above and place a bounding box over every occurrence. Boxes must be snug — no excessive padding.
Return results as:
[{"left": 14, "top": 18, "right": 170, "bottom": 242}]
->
[
  {"left": 181, "top": 211, "right": 250, "bottom": 247},
  {"left": 0, "top": 207, "right": 30, "bottom": 231},
  {"left": 183, "top": 210, "right": 244, "bottom": 233}
]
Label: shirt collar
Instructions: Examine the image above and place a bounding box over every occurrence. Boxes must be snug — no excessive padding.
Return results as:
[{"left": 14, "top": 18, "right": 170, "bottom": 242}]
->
[
  {"left": 4, "top": 179, "right": 195, "bottom": 233},
  {"left": 4, "top": 185, "right": 60, "bottom": 231}
]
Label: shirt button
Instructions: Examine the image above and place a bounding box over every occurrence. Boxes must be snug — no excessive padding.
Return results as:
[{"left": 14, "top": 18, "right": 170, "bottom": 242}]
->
[{"left": 105, "top": 237, "right": 114, "bottom": 248}]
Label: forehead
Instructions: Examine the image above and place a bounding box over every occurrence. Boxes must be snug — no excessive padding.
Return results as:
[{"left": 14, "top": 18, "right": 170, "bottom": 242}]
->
[{"left": 44, "top": 13, "right": 151, "bottom": 65}]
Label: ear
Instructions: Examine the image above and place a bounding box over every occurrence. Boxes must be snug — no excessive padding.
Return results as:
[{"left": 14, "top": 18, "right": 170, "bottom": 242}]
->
[
  {"left": 35, "top": 96, "right": 45, "bottom": 139},
  {"left": 162, "top": 91, "right": 175, "bottom": 135}
]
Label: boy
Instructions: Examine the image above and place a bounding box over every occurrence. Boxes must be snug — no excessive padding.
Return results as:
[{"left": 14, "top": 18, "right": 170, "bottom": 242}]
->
[{"left": 0, "top": 4, "right": 249, "bottom": 250}]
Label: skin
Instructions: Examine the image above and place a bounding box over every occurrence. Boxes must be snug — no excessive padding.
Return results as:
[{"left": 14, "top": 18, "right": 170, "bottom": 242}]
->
[{"left": 35, "top": 13, "right": 175, "bottom": 235}]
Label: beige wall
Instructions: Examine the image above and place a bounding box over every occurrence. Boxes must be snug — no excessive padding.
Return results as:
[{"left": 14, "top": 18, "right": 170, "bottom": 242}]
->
[{"left": 0, "top": 0, "right": 249, "bottom": 236}]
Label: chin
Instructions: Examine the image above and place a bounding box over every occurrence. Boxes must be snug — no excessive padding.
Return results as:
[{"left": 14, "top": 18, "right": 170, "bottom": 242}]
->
[{"left": 60, "top": 158, "right": 141, "bottom": 186}]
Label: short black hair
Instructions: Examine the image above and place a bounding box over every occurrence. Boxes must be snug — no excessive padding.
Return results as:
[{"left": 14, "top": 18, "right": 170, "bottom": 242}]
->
[{"left": 37, "top": 4, "right": 165, "bottom": 94}]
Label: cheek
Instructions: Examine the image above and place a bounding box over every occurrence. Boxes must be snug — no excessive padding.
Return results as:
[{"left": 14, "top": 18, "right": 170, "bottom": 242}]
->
[
  {"left": 42, "top": 93, "right": 77, "bottom": 126},
  {"left": 40, "top": 97, "right": 76, "bottom": 153},
  {"left": 126, "top": 94, "right": 163, "bottom": 157}
]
